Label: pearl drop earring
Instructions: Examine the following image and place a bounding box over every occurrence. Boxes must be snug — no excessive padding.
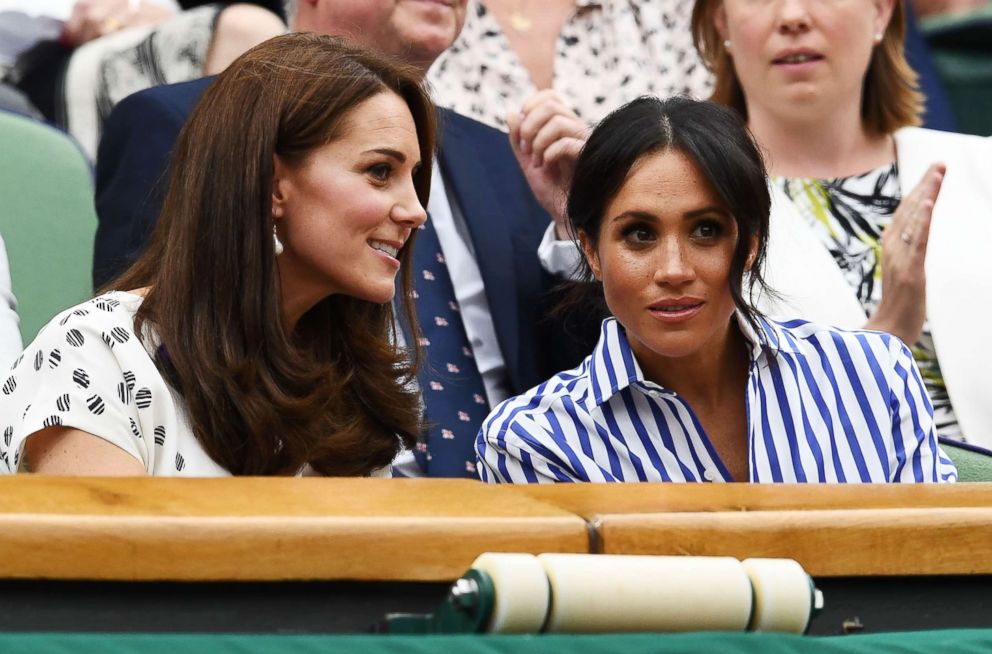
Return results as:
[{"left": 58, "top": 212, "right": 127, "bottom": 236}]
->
[
  {"left": 723, "top": 39, "right": 732, "bottom": 49},
  {"left": 273, "top": 225, "right": 284, "bottom": 256}
]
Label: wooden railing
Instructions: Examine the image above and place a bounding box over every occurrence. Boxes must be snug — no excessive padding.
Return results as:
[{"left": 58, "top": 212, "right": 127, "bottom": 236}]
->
[{"left": 0, "top": 477, "right": 989, "bottom": 581}]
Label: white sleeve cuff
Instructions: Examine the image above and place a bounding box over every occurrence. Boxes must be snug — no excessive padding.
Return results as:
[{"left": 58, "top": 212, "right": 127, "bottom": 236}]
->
[{"left": 537, "top": 223, "right": 584, "bottom": 279}]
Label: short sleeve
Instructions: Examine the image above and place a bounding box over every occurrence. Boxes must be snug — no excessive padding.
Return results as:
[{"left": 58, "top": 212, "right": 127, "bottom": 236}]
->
[{"left": 0, "top": 300, "right": 150, "bottom": 473}]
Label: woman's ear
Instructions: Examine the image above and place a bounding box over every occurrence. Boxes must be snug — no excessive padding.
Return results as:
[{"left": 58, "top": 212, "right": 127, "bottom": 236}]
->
[
  {"left": 271, "top": 155, "right": 288, "bottom": 218},
  {"left": 713, "top": 1, "right": 729, "bottom": 44},
  {"left": 578, "top": 230, "right": 602, "bottom": 280},
  {"left": 872, "top": 0, "right": 896, "bottom": 40},
  {"left": 744, "top": 234, "right": 759, "bottom": 272}
]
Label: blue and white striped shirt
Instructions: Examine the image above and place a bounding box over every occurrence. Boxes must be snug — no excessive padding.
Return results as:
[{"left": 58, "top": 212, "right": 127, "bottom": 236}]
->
[{"left": 476, "top": 317, "right": 957, "bottom": 484}]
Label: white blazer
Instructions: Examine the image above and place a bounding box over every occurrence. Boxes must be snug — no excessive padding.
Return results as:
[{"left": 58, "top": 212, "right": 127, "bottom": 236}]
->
[{"left": 758, "top": 127, "right": 992, "bottom": 448}]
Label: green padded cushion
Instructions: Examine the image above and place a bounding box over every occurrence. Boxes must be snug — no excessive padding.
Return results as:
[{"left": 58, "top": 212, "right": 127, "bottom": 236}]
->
[
  {"left": 1, "top": 630, "right": 991, "bottom": 654},
  {"left": 0, "top": 112, "right": 96, "bottom": 344},
  {"left": 940, "top": 440, "right": 992, "bottom": 482}
]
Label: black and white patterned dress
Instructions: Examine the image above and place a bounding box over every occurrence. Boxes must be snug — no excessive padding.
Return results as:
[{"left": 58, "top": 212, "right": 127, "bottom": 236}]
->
[
  {"left": 0, "top": 291, "right": 226, "bottom": 475},
  {"left": 426, "top": 0, "right": 713, "bottom": 131}
]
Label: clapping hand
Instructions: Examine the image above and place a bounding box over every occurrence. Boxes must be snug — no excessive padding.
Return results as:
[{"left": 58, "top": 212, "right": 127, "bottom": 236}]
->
[{"left": 866, "top": 162, "right": 945, "bottom": 345}]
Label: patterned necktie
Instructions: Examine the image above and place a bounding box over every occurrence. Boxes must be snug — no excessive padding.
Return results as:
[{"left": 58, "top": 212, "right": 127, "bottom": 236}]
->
[{"left": 403, "top": 217, "right": 490, "bottom": 478}]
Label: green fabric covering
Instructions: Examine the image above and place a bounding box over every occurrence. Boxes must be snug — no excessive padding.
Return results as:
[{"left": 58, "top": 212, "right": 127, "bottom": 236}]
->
[
  {"left": 1, "top": 631, "right": 991, "bottom": 654},
  {"left": 941, "top": 441, "right": 992, "bottom": 482},
  {"left": 0, "top": 112, "right": 96, "bottom": 345},
  {"left": 921, "top": 5, "right": 992, "bottom": 137}
]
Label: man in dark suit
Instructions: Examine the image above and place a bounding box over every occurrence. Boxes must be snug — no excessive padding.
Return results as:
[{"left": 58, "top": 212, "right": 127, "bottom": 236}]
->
[{"left": 94, "top": 0, "right": 592, "bottom": 478}]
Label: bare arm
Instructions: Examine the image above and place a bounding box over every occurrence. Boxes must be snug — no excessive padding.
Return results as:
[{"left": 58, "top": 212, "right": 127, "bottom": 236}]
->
[{"left": 23, "top": 426, "right": 146, "bottom": 475}]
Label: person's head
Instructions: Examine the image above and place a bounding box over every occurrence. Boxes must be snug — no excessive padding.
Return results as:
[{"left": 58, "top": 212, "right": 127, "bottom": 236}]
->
[
  {"left": 291, "top": 0, "right": 468, "bottom": 74},
  {"left": 692, "top": 0, "right": 923, "bottom": 134},
  {"left": 568, "top": 96, "right": 771, "bottom": 365},
  {"left": 117, "top": 33, "right": 436, "bottom": 476}
]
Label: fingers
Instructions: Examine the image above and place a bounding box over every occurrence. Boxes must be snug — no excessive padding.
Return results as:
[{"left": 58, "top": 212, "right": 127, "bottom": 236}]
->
[
  {"left": 505, "top": 110, "right": 531, "bottom": 172},
  {"left": 513, "top": 90, "right": 586, "bottom": 166},
  {"left": 541, "top": 137, "right": 584, "bottom": 171},
  {"left": 912, "top": 198, "right": 935, "bottom": 255},
  {"left": 62, "top": 0, "right": 132, "bottom": 45},
  {"left": 889, "top": 162, "right": 945, "bottom": 250}
]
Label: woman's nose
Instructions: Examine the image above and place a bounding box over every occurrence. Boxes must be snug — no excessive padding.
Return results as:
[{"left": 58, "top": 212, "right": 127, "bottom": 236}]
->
[
  {"left": 776, "top": 0, "right": 812, "bottom": 34},
  {"left": 392, "top": 184, "right": 427, "bottom": 227},
  {"left": 653, "top": 238, "right": 696, "bottom": 286}
]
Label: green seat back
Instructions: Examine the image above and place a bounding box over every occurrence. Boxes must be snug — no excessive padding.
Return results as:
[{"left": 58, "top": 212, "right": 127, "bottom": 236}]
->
[
  {"left": 940, "top": 439, "right": 992, "bottom": 482},
  {"left": 0, "top": 111, "right": 96, "bottom": 344}
]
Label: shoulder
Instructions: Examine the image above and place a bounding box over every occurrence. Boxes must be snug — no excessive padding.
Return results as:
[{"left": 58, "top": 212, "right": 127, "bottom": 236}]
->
[
  {"left": 767, "top": 318, "right": 908, "bottom": 370},
  {"left": 105, "top": 76, "right": 215, "bottom": 134},
  {"left": 15, "top": 292, "right": 153, "bottom": 381},
  {"left": 437, "top": 108, "right": 514, "bottom": 157},
  {"left": 895, "top": 126, "right": 992, "bottom": 156},
  {"left": 35, "top": 292, "right": 144, "bottom": 346}
]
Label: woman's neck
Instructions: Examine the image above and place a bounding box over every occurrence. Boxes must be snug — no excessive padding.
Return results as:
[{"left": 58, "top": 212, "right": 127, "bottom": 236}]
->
[
  {"left": 747, "top": 97, "right": 894, "bottom": 180},
  {"left": 635, "top": 319, "right": 751, "bottom": 412}
]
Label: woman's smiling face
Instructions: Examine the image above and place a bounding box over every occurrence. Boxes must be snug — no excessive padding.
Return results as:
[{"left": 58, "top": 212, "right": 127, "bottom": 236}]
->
[
  {"left": 272, "top": 90, "right": 427, "bottom": 307},
  {"left": 581, "top": 148, "right": 747, "bottom": 367}
]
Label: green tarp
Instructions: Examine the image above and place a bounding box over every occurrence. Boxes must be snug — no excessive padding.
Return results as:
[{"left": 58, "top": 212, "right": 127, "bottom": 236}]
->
[{"left": 2, "top": 630, "right": 991, "bottom": 654}]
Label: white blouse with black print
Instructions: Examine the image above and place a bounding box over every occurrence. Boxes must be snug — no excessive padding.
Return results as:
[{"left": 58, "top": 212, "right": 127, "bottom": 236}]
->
[
  {"left": 0, "top": 291, "right": 227, "bottom": 475},
  {"left": 427, "top": 0, "right": 714, "bottom": 131}
]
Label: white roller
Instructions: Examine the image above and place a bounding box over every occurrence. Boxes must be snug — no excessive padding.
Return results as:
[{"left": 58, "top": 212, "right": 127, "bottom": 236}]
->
[
  {"left": 537, "top": 553, "right": 753, "bottom": 633},
  {"left": 742, "top": 558, "right": 815, "bottom": 634},
  {"left": 469, "top": 553, "right": 550, "bottom": 633}
]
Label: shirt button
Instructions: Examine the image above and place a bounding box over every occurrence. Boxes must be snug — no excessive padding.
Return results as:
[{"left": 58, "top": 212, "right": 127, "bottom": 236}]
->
[
  {"left": 471, "top": 337, "right": 483, "bottom": 348},
  {"left": 703, "top": 468, "right": 718, "bottom": 482}
]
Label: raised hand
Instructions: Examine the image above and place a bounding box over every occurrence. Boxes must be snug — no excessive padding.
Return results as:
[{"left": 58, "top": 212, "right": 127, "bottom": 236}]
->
[
  {"left": 866, "top": 162, "right": 945, "bottom": 345},
  {"left": 507, "top": 90, "right": 588, "bottom": 239}
]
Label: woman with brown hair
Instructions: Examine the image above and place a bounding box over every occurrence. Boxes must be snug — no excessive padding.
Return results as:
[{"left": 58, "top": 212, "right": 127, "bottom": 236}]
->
[
  {"left": 0, "top": 32, "right": 436, "bottom": 476},
  {"left": 691, "top": 0, "right": 992, "bottom": 447}
]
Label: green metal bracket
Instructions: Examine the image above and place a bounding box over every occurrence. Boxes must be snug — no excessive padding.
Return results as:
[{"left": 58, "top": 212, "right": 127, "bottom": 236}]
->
[{"left": 382, "top": 568, "right": 497, "bottom": 634}]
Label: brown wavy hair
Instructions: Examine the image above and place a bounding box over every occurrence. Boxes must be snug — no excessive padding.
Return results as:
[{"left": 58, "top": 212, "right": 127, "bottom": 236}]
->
[
  {"left": 691, "top": 0, "right": 924, "bottom": 134},
  {"left": 112, "top": 33, "right": 436, "bottom": 476}
]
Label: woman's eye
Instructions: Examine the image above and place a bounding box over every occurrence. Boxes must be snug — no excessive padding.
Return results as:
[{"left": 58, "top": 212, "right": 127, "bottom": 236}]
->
[
  {"left": 622, "top": 226, "right": 655, "bottom": 244},
  {"left": 368, "top": 163, "right": 392, "bottom": 181},
  {"left": 692, "top": 220, "right": 722, "bottom": 240}
]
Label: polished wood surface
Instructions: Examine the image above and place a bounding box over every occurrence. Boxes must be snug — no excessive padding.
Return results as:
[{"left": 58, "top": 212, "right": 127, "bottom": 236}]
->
[
  {"left": 594, "top": 507, "right": 992, "bottom": 576},
  {"left": 0, "top": 477, "right": 588, "bottom": 581},
  {"left": 513, "top": 482, "right": 992, "bottom": 517},
  {"left": 0, "top": 478, "right": 989, "bottom": 581}
]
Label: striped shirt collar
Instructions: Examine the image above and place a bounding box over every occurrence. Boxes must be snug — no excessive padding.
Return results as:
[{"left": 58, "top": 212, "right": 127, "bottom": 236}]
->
[{"left": 587, "top": 314, "right": 804, "bottom": 409}]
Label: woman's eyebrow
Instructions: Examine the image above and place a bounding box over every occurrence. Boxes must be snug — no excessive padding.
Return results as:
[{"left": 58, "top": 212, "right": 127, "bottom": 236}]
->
[
  {"left": 362, "top": 147, "right": 407, "bottom": 162},
  {"left": 684, "top": 206, "right": 730, "bottom": 218},
  {"left": 610, "top": 210, "right": 656, "bottom": 223}
]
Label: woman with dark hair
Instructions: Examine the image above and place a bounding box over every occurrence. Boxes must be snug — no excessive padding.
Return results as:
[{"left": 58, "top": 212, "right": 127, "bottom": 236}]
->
[
  {"left": 691, "top": 0, "right": 992, "bottom": 446},
  {"left": 476, "top": 96, "right": 956, "bottom": 484},
  {"left": 0, "top": 32, "right": 435, "bottom": 477}
]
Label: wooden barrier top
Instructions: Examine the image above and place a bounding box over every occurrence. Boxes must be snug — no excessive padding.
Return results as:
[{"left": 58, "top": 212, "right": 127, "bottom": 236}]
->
[
  {"left": 0, "top": 477, "right": 589, "bottom": 582},
  {"left": 512, "top": 482, "right": 992, "bottom": 518},
  {"left": 594, "top": 508, "right": 992, "bottom": 576},
  {"left": 0, "top": 478, "right": 989, "bottom": 581}
]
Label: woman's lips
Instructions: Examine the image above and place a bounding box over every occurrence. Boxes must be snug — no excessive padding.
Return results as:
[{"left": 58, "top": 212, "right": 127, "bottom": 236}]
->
[
  {"left": 772, "top": 50, "right": 824, "bottom": 72},
  {"left": 648, "top": 301, "right": 704, "bottom": 323}
]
